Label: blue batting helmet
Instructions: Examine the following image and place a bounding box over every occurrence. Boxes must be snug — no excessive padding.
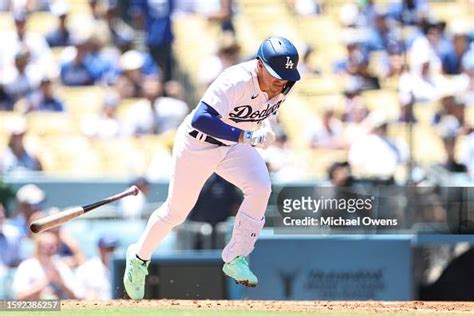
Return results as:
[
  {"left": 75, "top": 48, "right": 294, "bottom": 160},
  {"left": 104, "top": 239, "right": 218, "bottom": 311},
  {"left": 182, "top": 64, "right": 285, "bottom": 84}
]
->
[{"left": 257, "top": 36, "right": 300, "bottom": 81}]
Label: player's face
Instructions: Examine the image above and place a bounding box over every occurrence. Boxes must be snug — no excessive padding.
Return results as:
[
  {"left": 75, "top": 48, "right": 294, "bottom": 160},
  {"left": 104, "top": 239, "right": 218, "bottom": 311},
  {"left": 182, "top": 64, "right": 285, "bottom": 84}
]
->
[{"left": 257, "top": 60, "right": 288, "bottom": 95}]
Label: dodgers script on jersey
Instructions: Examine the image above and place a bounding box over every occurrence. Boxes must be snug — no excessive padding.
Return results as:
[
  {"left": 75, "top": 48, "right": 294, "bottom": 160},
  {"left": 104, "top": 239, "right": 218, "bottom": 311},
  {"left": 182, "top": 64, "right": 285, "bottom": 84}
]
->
[{"left": 184, "top": 60, "right": 286, "bottom": 144}]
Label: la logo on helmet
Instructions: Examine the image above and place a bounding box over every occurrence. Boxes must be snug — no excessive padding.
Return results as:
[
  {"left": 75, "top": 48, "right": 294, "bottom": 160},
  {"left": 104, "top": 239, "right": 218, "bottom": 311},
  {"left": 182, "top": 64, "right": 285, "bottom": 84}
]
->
[{"left": 285, "top": 56, "right": 294, "bottom": 69}]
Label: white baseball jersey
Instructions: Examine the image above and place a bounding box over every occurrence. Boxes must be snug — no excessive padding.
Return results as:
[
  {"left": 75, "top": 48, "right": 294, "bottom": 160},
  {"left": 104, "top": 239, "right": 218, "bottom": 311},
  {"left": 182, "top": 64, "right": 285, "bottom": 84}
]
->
[
  {"left": 184, "top": 60, "right": 287, "bottom": 144},
  {"left": 135, "top": 59, "right": 288, "bottom": 263}
]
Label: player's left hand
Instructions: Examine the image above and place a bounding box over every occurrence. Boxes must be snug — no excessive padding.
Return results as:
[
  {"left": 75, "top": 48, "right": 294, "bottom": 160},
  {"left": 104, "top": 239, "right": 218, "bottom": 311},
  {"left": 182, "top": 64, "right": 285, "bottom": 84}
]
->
[{"left": 242, "top": 128, "right": 275, "bottom": 149}]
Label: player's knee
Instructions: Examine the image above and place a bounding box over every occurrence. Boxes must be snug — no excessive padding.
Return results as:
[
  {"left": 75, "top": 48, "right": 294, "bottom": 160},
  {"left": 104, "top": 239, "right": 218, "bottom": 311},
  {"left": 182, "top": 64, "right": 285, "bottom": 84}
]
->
[
  {"left": 160, "top": 210, "right": 187, "bottom": 226},
  {"left": 156, "top": 202, "right": 188, "bottom": 226}
]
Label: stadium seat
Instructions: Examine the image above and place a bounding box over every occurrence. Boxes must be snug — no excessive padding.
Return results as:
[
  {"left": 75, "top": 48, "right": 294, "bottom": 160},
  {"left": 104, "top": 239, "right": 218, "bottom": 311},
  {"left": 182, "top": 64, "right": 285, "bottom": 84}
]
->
[
  {"left": 36, "top": 134, "right": 101, "bottom": 175},
  {"left": 307, "top": 148, "right": 348, "bottom": 179},
  {"left": 26, "top": 12, "right": 56, "bottom": 35},
  {"left": 55, "top": 86, "right": 106, "bottom": 120},
  {"left": 0, "top": 112, "right": 23, "bottom": 134},
  {"left": 0, "top": 12, "right": 13, "bottom": 32},
  {"left": 388, "top": 124, "right": 445, "bottom": 165},
  {"left": 26, "top": 112, "right": 77, "bottom": 136},
  {"left": 294, "top": 75, "right": 344, "bottom": 96},
  {"left": 414, "top": 102, "right": 438, "bottom": 124}
]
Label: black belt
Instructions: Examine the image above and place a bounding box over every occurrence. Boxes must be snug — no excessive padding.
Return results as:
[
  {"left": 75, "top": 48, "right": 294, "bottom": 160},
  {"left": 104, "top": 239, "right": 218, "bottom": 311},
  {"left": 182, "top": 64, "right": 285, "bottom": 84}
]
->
[{"left": 189, "top": 130, "right": 229, "bottom": 146}]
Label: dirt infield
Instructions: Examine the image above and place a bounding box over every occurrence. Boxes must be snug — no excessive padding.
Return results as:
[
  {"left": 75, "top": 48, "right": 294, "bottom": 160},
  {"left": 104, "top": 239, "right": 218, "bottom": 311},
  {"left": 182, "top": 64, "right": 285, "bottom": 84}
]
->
[{"left": 62, "top": 300, "right": 474, "bottom": 314}]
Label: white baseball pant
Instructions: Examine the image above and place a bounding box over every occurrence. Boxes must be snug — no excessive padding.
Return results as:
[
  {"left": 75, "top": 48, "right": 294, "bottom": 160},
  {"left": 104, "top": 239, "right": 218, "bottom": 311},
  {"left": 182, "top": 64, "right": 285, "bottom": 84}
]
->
[{"left": 135, "top": 123, "right": 270, "bottom": 262}]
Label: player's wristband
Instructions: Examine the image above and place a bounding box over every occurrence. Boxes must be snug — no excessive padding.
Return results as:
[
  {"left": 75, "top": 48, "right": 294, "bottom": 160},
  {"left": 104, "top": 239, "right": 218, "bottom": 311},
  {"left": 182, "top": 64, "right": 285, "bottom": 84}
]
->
[{"left": 242, "top": 131, "right": 253, "bottom": 143}]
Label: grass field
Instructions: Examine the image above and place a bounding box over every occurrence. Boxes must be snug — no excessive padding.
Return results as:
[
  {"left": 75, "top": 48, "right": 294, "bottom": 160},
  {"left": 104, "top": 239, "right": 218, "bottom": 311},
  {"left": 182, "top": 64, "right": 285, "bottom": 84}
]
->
[{"left": 3, "top": 300, "right": 474, "bottom": 316}]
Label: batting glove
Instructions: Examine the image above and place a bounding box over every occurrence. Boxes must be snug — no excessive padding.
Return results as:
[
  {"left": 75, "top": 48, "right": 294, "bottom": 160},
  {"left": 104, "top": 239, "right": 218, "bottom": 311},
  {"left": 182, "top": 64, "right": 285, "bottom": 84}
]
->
[{"left": 242, "top": 128, "right": 275, "bottom": 149}]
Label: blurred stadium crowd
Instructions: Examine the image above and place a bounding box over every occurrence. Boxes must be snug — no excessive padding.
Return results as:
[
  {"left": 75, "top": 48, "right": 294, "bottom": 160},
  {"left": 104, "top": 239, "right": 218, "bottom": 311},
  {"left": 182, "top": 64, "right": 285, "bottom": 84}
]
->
[
  {"left": 0, "top": 0, "right": 473, "bottom": 181},
  {"left": 0, "top": 0, "right": 474, "bottom": 300}
]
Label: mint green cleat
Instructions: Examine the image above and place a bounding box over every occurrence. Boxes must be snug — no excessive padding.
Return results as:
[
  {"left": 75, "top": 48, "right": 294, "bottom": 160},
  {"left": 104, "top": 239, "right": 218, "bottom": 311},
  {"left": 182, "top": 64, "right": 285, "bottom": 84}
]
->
[
  {"left": 222, "top": 256, "right": 258, "bottom": 287},
  {"left": 123, "top": 245, "right": 149, "bottom": 300}
]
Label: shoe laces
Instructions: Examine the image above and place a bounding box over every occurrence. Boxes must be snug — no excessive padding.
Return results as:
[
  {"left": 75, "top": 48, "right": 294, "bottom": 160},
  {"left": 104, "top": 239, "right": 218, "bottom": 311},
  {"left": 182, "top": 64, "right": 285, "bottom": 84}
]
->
[
  {"left": 235, "top": 256, "right": 249, "bottom": 266},
  {"left": 131, "top": 258, "right": 149, "bottom": 282}
]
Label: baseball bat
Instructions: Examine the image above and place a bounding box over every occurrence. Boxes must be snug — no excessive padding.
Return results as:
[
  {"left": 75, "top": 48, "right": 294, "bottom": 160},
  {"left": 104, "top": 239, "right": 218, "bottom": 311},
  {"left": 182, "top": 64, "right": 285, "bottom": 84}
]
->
[{"left": 30, "top": 185, "right": 140, "bottom": 234}]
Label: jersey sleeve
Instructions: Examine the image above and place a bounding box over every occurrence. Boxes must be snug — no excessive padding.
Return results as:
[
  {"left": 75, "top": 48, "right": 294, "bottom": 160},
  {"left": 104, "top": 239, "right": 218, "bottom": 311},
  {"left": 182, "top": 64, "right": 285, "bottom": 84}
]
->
[{"left": 200, "top": 72, "right": 241, "bottom": 117}]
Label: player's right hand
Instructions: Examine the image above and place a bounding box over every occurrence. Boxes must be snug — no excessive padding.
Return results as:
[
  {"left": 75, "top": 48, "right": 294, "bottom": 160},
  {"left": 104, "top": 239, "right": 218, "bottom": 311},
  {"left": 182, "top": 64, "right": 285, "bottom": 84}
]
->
[{"left": 241, "top": 128, "right": 275, "bottom": 149}]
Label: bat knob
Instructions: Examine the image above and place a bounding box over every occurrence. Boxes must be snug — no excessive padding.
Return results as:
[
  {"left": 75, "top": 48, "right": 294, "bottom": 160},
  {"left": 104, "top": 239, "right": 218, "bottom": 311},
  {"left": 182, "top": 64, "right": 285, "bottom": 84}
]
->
[
  {"left": 131, "top": 185, "right": 140, "bottom": 196},
  {"left": 30, "top": 222, "right": 41, "bottom": 234}
]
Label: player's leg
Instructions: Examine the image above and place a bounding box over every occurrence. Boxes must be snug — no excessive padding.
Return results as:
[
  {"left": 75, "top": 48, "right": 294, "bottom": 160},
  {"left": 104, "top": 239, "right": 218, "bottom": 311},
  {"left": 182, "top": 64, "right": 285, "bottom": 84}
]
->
[
  {"left": 215, "top": 144, "right": 271, "bottom": 287},
  {"left": 124, "top": 132, "right": 223, "bottom": 299}
]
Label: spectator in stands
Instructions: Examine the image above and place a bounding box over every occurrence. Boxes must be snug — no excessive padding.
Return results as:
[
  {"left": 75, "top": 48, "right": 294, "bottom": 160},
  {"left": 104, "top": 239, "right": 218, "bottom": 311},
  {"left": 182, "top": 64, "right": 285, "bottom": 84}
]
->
[
  {"left": 0, "top": 118, "right": 43, "bottom": 175},
  {"left": 12, "top": 232, "right": 78, "bottom": 299},
  {"left": 0, "top": 84, "right": 13, "bottom": 111},
  {"left": 388, "top": 0, "right": 430, "bottom": 26},
  {"left": 461, "top": 130, "right": 474, "bottom": 178},
  {"left": 46, "top": 208, "right": 85, "bottom": 268},
  {"left": 349, "top": 110, "right": 408, "bottom": 182},
  {"left": 204, "top": 0, "right": 235, "bottom": 34},
  {"left": 460, "top": 47, "right": 474, "bottom": 105},
  {"left": 10, "top": 184, "right": 45, "bottom": 238},
  {"left": 441, "top": 27, "right": 470, "bottom": 75},
  {"left": 45, "top": 1, "right": 71, "bottom": 47},
  {"left": 125, "top": 78, "right": 188, "bottom": 135},
  {"left": 295, "top": 42, "right": 321, "bottom": 77},
  {"left": 60, "top": 33, "right": 104, "bottom": 86},
  {"left": 432, "top": 95, "right": 465, "bottom": 130},
  {"left": 334, "top": 35, "right": 380, "bottom": 90},
  {"left": 104, "top": 1, "right": 136, "bottom": 52},
  {"left": 343, "top": 101, "right": 371, "bottom": 145},
  {"left": 409, "top": 20, "right": 446, "bottom": 73},
  {"left": 307, "top": 104, "right": 346, "bottom": 150},
  {"left": 152, "top": 78, "right": 189, "bottom": 132},
  {"left": 24, "top": 77, "right": 65, "bottom": 112},
  {"left": 287, "top": 0, "right": 322, "bottom": 16},
  {"left": 119, "top": 177, "right": 151, "bottom": 219},
  {"left": 3, "top": 48, "right": 42, "bottom": 104},
  {"left": 75, "top": 235, "right": 118, "bottom": 300},
  {"left": 88, "top": 0, "right": 107, "bottom": 20},
  {"left": 0, "top": 10, "right": 53, "bottom": 76},
  {"left": 366, "top": 12, "right": 402, "bottom": 54},
  {"left": 365, "top": 12, "right": 404, "bottom": 77},
  {"left": 338, "top": 2, "right": 364, "bottom": 28},
  {"left": 20, "top": 0, "right": 52, "bottom": 12},
  {"left": 259, "top": 129, "right": 305, "bottom": 182},
  {"left": 327, "top": 161, "right": 353, "bottom": 187},
  {"left": 399, "top": 52, "right": 449, "bottom": 102},
  {"left": 0, "top": 1, "right": 10, "bottom": 11},
  {"left": 130, "top": 0, "right": 175, "bottom": 82},
  {"left": 81, "top": 93, "right": 124, "bottom": 139},
  {"left": 164, "top": 80, "right": 185, "bottom": 100},
  {"left": 439, "top": 134, "right": 468, "bottom": 174},
  {"left": 84, "top": 29, "right": 117, "bottom": 83},
  {"left": 0, "top": 203, "right": 23, "bottom": 267},
  {"left": 341, "top": 84, "right": 367, "bottom": 123},
  {"left": 198, "top": 33, "right": 241, "bottom": 88},
  {"left": 116, "top": 50, "right": 159, "bottom": 98}
]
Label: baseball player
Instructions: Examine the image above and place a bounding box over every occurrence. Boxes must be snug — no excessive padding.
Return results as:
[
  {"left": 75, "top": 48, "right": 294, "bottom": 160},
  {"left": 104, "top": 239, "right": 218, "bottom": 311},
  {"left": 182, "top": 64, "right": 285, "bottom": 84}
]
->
[{"left": 124, "top": 36, "right": 301, "bottom": 299}]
